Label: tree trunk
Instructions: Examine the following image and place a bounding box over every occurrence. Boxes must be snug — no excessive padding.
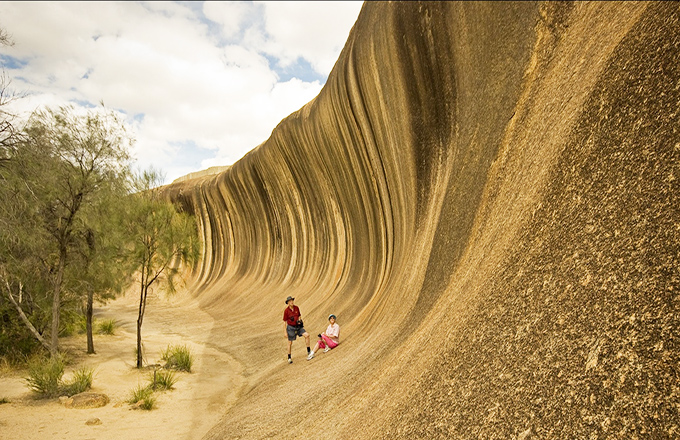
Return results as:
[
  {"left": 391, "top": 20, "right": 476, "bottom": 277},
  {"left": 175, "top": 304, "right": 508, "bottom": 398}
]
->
[
  {"left": 136, "top": 303, "right": 143, "bottom": 369},
  {"left": 50, "top": 247, "right": 66, "bottom": 357},
  {"left": 4, "top": 281, "right": 51, "bottom": 352},
  {"left": 136, "top": 269, "right": 147, "bottom": 369},
  {"left": 86, "top": 287, "right": 95, "bottom": 354},
  {"left": 136, "top": 315, "right": 143, "bottom": 368}
]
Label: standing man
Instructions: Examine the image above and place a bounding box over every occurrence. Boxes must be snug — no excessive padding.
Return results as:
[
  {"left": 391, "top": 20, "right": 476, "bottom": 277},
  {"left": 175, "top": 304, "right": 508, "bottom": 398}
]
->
[{"left": 283, "top": 296, "right": 310, "bottom": 363}]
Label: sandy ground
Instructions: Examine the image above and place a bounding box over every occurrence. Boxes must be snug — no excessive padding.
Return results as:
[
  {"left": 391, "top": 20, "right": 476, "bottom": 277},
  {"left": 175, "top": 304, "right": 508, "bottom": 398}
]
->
[{"left": 0, "top": 289, "right": 245, "bottom": 440}]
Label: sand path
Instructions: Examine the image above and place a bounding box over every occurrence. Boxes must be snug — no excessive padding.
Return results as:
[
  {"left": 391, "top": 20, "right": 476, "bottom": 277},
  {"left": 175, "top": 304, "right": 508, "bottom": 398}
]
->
[{"left": 0, "top": 289, "right": 245, "bottom": 440}]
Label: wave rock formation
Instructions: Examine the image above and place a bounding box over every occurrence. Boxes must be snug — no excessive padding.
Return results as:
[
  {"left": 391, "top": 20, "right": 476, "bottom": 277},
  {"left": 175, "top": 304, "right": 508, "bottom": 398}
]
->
[{"left": 165, "top": 2, "right": 679, "bottom": 439}]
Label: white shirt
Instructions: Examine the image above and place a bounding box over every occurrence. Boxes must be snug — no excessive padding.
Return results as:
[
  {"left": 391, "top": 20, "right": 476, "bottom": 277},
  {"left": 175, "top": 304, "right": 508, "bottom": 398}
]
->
[{"left": 326, "top": 323, "right": 340, "bottom": 340}]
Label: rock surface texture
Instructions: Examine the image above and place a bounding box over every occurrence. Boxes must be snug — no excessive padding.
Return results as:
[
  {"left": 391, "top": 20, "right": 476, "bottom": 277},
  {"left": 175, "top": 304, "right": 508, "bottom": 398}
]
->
[
  {"left": 61, "top": 392, "right": 109, "bottom": 409},
  {"left": 164, "top": 2, "right": 679, "bottom": 439}
]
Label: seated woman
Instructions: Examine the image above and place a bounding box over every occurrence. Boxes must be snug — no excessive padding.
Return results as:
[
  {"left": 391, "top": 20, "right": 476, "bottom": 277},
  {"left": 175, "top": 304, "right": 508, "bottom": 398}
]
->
[{"left": 307, "top": 314, "right": 339, "bottom": 360}]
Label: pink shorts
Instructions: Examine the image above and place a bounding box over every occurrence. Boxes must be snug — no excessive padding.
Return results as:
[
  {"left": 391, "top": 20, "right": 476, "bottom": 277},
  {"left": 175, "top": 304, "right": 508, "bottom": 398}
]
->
[{"left": 318, "top": 334, "right": 338, "bottom": 350}]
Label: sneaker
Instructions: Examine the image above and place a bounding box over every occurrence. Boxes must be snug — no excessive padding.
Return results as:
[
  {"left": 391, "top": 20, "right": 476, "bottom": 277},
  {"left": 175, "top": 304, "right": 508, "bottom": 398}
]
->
[
  {"left": 288, "top": 358, "right": 293, "bottom": 364},
  {"left": 307, "top": 352, "right": 315, "bottom": 360},
  {"left": 324, "top": 347, "right": 330, "bottom": 353}
]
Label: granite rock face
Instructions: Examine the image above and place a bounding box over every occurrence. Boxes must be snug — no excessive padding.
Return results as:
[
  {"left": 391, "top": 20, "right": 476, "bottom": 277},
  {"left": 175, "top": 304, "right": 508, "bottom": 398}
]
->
[{"left": 165, "top": 2, "right": 679, "bottom": 439}]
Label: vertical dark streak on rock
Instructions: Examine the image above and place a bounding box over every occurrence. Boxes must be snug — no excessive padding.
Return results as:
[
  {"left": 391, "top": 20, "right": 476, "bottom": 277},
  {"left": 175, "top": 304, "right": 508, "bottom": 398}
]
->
[{"left": 161, "top": 2, "right": 679, "bottom": 438}]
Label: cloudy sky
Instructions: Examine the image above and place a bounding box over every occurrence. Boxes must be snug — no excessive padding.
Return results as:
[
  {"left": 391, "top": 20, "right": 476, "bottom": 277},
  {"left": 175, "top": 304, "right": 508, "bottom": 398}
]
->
[{"left": 0, "top": 1, "right": 363, "bottom": 183}]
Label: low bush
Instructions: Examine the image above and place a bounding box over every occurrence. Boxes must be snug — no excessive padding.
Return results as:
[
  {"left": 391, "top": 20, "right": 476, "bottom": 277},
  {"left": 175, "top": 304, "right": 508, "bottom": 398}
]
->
[
  {"left": 25, "top": 354, "right": 65, "bottom": 397},
  {"left": 0, "top": 304, "right": 43, "bottom": 362},
  {"left": 160, "top": 344, "right": 193, "bottom": 372},
  {"left": 24, "top": 353, "right": 96, "bottom": 397}
]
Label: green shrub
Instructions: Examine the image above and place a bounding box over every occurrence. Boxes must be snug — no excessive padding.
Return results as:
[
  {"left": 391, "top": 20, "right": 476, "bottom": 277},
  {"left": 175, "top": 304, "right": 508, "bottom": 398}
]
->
[
  {"left": 25, "top": 354, "right": 65, "bottom": 397},
  {"left": 0, "top": 304, "right": 43, "bottom": 360},
  {"left": 128, "top": 384, "right": 155, "bottom": 410},
  {"left": 76, "top": 314, "right": 88, "bottom": 334},
  {"left": 59, "top": 308, "right": 85, "bottom": 337},
  {"left": 0, "top": 397, "right": 9, "bottom": 404},
  {"left": 62, "top": 366, "right": 94, "bottom": 396},
  {"left": 97, "top": 319, "right": 116, "bottom": 335},
  {"left": 160, "top": 344, "right": 193, "bottom": 372},
  {"left": 149, "top": 369, "right": 177, "bottom": 390}
]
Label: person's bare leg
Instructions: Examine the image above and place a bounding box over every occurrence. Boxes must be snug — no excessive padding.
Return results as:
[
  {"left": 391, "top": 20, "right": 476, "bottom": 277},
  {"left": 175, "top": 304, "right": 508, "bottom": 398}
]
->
[
  {"left": 287, "top": 340, "right": 293, "bottom": 355},
  {"left": 303, "top": 332, "right": 310, "bottom": 350},
  {"left": 308, "top": 338, "right": 321, "bottom": 360}
]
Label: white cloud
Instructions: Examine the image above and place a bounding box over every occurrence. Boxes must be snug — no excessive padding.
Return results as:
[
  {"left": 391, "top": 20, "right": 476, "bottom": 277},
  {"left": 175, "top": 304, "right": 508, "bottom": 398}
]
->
[
  {"left": 0, "top": 1, "right": 361, "bottom": 184},
  {"left": 255, "top": 1, "right": 363, "bottom": 74},
  {"left": 202, "top": 1, "right": 250, "bottom": 40}
]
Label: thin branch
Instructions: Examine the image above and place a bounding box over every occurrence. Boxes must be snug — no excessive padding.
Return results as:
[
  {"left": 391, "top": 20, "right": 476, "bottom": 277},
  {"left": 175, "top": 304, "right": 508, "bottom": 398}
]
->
[
  {"left": 3, "top": 279, "right": 51, "bottom": 351},
  {"left": 146, "top": 259, "right": 169, "bottom": 288}
]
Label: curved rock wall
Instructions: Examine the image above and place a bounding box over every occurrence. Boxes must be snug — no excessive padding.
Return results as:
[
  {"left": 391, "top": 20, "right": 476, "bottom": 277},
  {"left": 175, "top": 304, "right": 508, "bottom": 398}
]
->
[{"left": 165, "top": 2, "right": 679, "bottom": 438}]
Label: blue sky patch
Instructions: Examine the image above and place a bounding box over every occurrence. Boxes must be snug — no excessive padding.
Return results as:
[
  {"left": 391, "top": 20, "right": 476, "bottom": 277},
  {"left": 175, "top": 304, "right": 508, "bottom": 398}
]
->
[
  {"left": 266, "top": 55, "right": 326, "bottom": 83},
  {"left": 0, "top": 54, "right": 28, "bottom": 69},
  {"left": 69, "top": 99, "right": 97, "bottom": 108},
  {"left": 170, "top": 139, "right": 216, "bottom": 169}
]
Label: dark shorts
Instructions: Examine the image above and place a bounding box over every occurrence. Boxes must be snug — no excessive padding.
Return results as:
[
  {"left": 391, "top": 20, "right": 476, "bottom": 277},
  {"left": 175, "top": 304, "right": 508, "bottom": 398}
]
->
[{"left": 287, "top": 324, "right": 307, "bottom": 341}]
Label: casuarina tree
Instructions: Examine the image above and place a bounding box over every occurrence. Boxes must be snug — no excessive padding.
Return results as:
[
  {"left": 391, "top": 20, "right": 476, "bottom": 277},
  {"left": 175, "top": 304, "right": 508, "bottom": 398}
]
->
[
  {"left": 69, "top": 185, "right": 133, "bottom": 354},
  {"left": 0, "top": 105, "right": 132, "bottom": 357},
  {"left": 126, "top": 168, "right": 199, "bottom": 369}
]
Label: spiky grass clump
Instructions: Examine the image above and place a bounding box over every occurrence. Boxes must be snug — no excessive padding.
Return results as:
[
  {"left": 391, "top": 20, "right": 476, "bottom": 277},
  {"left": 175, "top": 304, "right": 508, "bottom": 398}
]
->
[
  {"left": 128, "top": 384, "right": 156, "bottom": 410},
  {"left": 25, "top": 354, "right": 65, "bottom": 397},
  {"left": 149, "top": 369, "right": 177, "bottom": 391},
  {"left": 62, "top": 366, "right": 94, "bottom": 396},
  {"left": 25, "top": 355, "right": 97, "bottom": 398},
  {"left": 97, "top": 319, "right": 116, "bottom": 335},
  {"left": 160, "top": 344, "right": 193, "bottom": 372},
  {"left": 138, "top": 394, "right": 156, "bottom": 410}
]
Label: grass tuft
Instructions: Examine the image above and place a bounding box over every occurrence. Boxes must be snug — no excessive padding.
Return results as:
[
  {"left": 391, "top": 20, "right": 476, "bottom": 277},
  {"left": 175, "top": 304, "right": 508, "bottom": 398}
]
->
[
  {"left": 139, "top": 394, "right": 156, "bottom": 410},
  {"left": 25, "top": 354, "right": 65, "bottom": 397},
  {"left": 61, "top": 366, "right": 94, "bottom": 396},
  {"left": 128, "top": 384, "right": 155, "bottom": 410},
  {"left": 160, "top": 344, "right": 193, "bottom": 372},
  {"left": 24, "top": 354, "right": 96, "bottom": 397},
  {"left": 149, "top": 369, "right": 177, "bottom": 390},
  {"left": 97, "top": 319, "right": 116, "bottom": 335}
]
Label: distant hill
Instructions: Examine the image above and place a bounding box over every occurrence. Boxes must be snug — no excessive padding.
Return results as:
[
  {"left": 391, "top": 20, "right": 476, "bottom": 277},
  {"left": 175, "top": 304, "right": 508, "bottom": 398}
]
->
[{"left": 172, "top": 165, "right": 231, "bottom": 184}]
